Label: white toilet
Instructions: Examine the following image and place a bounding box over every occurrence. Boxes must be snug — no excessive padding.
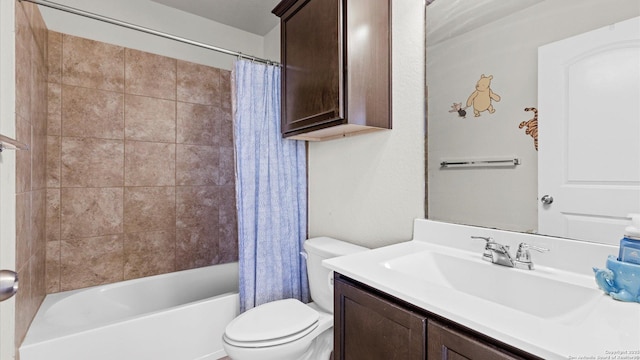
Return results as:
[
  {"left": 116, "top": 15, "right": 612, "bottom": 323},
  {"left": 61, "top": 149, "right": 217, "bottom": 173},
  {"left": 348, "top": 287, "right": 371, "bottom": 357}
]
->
[{"left": 222, "top": 237, "right": 367, "bottom": 360}]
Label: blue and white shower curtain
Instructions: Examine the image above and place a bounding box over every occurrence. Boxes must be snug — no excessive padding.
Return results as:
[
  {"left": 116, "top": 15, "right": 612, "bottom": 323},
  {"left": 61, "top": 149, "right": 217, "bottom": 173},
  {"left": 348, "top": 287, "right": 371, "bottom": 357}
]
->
[{"left": 232, "top": 59, "right": 309, "bottom": 313}]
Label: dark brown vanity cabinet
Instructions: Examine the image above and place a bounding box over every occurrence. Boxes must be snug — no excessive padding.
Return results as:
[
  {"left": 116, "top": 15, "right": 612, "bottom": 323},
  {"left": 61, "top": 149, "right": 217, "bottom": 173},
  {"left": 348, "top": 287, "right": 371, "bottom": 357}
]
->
[
  {"left": 334, "top": 274, "right": 541, "bottom": 360},
  {"left": 272, "top": 0, "right": 391, "bottom": 141},
  {"left": 334, "top": 273, "right": 427, "bottom": 359}
]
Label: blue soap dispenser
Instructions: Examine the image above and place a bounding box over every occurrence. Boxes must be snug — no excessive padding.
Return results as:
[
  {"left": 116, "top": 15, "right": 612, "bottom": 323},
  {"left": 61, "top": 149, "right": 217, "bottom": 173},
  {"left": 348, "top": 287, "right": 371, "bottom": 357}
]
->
[{"left": 619, "top": 213, "right": 640, "bottom": 265}]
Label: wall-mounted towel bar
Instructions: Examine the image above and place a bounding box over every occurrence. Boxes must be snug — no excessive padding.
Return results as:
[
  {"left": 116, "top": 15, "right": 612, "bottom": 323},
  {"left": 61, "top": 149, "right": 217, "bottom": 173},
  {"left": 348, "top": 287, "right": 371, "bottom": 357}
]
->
[
  {"left": 0, "top": 134, "right": 30, "bottom": 152},
  {"left": 440, "top": 158, "right": 520, "bottom": 168}
]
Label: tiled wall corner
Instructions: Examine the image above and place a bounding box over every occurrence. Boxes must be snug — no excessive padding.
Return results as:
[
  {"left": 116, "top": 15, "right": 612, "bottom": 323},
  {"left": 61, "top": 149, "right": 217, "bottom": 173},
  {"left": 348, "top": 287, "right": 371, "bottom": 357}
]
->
[{"left": 14, "top": 0, "right": 49, "bottom": 349}]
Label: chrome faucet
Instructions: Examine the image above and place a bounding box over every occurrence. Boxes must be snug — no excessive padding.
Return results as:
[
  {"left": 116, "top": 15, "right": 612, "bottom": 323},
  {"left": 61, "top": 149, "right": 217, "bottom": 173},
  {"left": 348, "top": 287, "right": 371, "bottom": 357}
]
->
[
  {"left": 472, "top": 236, "right": 549, "bottom": 270},
  {"left": 472, "top": 236, "right": 515, "bottom": 267}
]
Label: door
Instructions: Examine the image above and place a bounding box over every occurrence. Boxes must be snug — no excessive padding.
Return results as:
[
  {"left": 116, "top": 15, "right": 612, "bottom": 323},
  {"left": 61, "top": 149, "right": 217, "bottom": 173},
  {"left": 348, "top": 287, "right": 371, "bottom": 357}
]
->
[
  {"left": 334, "top": 275, "right": 426, "bottom": 360},
  {"left": 538, "top": 16, "right": 640, "bottom": 245},
  {"left": 0, "top": 0, "right": 16, "bottom": 358}
]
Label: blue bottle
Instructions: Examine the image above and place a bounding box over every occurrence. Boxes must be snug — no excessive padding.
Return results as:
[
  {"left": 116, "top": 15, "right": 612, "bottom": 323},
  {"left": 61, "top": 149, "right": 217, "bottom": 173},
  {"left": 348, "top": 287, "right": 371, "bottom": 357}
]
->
[{"left": 619, "top": 213, "right": 640, "bottom": 265}]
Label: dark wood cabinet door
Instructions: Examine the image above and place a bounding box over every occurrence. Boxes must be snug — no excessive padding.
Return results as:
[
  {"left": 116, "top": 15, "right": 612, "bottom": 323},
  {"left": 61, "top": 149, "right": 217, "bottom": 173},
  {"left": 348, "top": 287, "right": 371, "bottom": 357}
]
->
[
  {"left": 427, "top": 321, "right": 522, "bottom": 360},
  {"left": 277, "top": 0, "right": 345, "bottom": 136},
  {"left": 334, "top": 275, "right": 427, "bottom": 360}
]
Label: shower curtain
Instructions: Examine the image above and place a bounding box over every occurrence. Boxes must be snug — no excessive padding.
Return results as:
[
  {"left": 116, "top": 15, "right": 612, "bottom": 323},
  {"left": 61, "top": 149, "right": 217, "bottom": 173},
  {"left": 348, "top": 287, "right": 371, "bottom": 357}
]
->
[{"left": 232, "top": 59, "right": 309, "bottom": 312}]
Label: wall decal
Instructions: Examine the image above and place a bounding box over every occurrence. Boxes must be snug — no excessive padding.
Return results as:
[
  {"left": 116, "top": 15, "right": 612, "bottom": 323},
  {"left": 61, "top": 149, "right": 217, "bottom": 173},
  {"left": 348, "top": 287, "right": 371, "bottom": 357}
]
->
[
  {"left": 466, "top": 74, "right": 501, "bottom": 117},
  {"left": 519, "top": 107, "right": 539, "bottom": 151},
  {"left": 448, "top": 102, "right": 468, "bottom": 118}
]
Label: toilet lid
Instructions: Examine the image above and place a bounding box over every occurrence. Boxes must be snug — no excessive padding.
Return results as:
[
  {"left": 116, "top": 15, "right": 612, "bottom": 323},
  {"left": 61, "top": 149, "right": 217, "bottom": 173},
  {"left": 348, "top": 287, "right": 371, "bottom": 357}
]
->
[{"left": 225, "top": 299, "right": 319, "bottom": 343}]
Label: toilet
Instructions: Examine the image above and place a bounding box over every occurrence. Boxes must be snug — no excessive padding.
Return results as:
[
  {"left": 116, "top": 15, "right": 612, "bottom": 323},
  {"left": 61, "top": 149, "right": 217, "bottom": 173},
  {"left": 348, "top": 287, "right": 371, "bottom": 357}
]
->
[{"left": 222, "top": 237, "right": 367, "bottom": 360}]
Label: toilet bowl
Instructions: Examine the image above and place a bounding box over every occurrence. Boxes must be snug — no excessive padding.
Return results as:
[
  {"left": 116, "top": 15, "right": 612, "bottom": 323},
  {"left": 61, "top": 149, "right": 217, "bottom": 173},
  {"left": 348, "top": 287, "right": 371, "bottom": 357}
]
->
[{"left": 222, "top": 237, "right": 367, "bottom": 360}]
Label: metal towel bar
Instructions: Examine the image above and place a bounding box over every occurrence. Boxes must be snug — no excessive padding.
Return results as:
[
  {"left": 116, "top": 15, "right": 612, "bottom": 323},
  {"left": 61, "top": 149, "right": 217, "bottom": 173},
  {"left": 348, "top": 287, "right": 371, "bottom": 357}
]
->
[
  {"left": 440, "top": 158, "right": 520, "bottom": 168},
  {"left": 0, "top": 134, "right": 30, "bottom": 152}
]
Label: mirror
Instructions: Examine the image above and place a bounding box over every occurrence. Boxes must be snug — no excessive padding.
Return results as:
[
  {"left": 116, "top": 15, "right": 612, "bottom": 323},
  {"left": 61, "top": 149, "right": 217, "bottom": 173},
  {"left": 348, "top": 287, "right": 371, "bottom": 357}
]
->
[{"left": 425, "top": 0, "right": 640, "bottom": 239}]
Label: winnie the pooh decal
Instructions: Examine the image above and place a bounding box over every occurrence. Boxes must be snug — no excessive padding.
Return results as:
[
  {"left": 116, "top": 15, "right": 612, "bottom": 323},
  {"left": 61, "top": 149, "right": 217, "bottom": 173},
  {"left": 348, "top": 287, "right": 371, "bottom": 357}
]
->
[{"left": 466, "top": 74, "right": 501, "bottom": 117}]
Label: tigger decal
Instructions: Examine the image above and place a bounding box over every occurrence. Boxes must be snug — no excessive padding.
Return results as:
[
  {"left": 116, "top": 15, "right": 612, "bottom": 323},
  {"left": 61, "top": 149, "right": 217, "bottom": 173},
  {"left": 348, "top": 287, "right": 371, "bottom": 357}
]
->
[{"left": 519, "top": 107, "right": 538, "bottom": 151}]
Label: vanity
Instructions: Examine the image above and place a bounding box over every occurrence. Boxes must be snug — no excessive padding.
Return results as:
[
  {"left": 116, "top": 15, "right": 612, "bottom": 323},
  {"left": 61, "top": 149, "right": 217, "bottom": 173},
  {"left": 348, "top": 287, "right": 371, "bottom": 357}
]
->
[{"left": 324, "top": 219, "right": 640, "bottom": 360}]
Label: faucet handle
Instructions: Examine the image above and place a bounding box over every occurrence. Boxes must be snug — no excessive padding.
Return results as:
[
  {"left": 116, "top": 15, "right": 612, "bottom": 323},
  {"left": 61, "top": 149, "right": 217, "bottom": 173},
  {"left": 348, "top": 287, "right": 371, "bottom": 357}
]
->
[
  {"left": 471, "top": 236, "right": 493, "bottom": 245},
  {"left": 472, "top": 236, "right": 497, "bottom": 263},
  {"left": 514, "top": 243, "right": 549, "bottom": 270}
]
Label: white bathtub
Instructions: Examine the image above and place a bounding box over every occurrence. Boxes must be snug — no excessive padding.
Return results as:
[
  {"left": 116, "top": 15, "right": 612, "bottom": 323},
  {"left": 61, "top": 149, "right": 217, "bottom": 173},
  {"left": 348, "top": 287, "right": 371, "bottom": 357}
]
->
[{"left": 20, "top": 262, "right": 239, "bottom": 360}]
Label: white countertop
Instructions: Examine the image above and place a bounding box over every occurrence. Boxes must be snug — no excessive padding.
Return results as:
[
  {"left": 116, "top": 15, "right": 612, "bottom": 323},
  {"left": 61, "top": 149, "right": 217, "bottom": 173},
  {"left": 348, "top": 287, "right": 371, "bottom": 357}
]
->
[{"left": 323, "top": 219, "right": 640, "bottom": 360}]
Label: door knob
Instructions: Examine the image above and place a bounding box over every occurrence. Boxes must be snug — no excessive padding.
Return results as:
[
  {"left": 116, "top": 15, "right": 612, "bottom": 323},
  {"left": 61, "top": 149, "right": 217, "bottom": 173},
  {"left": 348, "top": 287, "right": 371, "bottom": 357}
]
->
[
  {"left": 0, "top": 270, "right": 18, "bottom": 302},
  {"left": 540, "top": 195, "right": 554, "bottom": 205}
]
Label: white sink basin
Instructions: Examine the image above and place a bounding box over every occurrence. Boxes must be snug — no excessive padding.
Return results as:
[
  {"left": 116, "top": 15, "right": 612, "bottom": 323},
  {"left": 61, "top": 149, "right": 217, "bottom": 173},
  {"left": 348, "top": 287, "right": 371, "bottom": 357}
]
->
[{"left": 381, "top": 248, "right": 601, "bottom": 321}]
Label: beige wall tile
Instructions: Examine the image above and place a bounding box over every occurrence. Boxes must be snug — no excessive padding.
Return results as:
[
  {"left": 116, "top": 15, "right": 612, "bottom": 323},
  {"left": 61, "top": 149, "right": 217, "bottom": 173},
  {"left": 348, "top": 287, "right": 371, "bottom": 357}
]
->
[
  {"left": 47, "top": 83, "right": 61, "bottom": 136},
  {"left": 31, "top": 189, "right": 47, "bottom": 253},
  {"left": 61, "top": 85, "right": 124, "bottom": 139},
  {"left": 124, "top": 141, "right": 176, "bottom": 186},
  {"left": 15, "top": 114, "right": 31, "bottom": 194},
  {"left": 62, "top": 34, "right": 124, "bottom": 91},
  {"left": 61, "top": 137, "right": 124, "bottom": 187},
  {"left": 220, "top": 70, "right": 231, "bottom": 111},
  {"left": 31, "top": 41, "right": 48, "bottom": 137},
  {"left": 46, "top": 135, "right": 60, "bottom": 188},
  {"left": 176, "top": 186, "right": 218, "bottom": 228},
  {"left": 60, "top": 235, "right": 124, "bottom": 290},
  {"left": 124, "top": 95, "right": 176, "bottom": 143},
  {"left": 124, "top": 186, "right": 176, "bottom": 233},
  {"left": 124, "top": 230, "right": 175, "bottom": 279},
  {"left": 16, "top": 192, "right": 32, "bottom": 270},
  {"left": 27, "top": 1, "right": 47, "bottom": 61},
  {"left": 15, "top": 4, "right": 31, "bottom": 120},
  {"left": 46, "top": 240, "right": 61, "bottom": 293},
  {"left": 125, "top": 48, "right": 176, "bottom": 100},
  {"left": 46, "top": 189, "right": 60, "bottom": 242},
  {"left": 176, "top": 144, "right": 219, "bottom": 186},
  {"left": 176, "top": 102, "right": 220, "bottom": 145},
  {"left": 60, "top": 187, "right": 124, "bottom": 239},
  {"left": 219, "top": 146, "right": 235, "bottom": 186},
  {"left": 31, "top": 132, "right": 47, "bottom": 191},
  {"left": 219, "top": 107, "right": 233, "bottom": 148},
  {"left": 177, "top": 60, "right": 221, "bottom": 105},
  {"left": 176, "top": 225, "right": 219, "bottom": 271},
  {"left": 47, "top": 31, "right": 62, "bottom": 83},
  {"left": 218, "top": 185, "right": 238, "bottom": 263}
]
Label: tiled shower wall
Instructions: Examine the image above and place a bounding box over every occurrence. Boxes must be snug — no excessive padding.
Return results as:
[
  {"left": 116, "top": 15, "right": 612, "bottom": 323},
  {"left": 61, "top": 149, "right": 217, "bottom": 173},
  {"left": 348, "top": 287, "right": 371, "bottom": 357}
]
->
[
  {"left": 45, "top": 31, "right": 238, "bottom": 293},
  {"left": 14, "top": 0, "right": 48, "bottom": 347}
]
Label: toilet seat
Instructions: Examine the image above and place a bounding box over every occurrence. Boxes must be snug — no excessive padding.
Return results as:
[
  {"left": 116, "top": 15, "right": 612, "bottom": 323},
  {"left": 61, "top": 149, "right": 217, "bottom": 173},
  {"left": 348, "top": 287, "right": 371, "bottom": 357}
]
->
[{"left": 223, "top": 299, "right": 319, "bottom": 348}]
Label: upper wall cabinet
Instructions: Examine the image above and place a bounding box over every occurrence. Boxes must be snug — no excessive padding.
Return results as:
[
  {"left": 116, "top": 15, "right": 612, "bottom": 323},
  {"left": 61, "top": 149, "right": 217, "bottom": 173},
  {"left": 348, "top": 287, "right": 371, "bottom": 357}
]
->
[{"left": 273, "top": 0, "right": 392, "bottom": 141}]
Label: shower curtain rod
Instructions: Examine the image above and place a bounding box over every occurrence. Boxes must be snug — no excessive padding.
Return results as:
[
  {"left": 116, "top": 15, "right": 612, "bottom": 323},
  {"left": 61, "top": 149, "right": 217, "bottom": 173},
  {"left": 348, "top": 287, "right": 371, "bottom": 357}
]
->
[{"left": 19, "top": 0, "right": 280, "bottom": 66}]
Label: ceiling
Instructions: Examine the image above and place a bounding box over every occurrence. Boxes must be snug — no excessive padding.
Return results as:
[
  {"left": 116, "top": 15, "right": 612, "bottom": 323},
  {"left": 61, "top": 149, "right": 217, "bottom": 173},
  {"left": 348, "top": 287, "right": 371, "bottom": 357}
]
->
[
  {"left": 149, "top": 0, "right": 545, "bottom": 39},
  {"left": 151, "top": 0, "right": 282, "bottom": 36},
  {"left": 427, "top": 0, "right": 545, "bottom": 45}
]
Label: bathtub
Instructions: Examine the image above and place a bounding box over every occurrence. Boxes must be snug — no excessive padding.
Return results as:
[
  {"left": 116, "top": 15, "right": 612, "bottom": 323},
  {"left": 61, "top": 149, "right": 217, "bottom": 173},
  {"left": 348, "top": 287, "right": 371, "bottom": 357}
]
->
[{"left": 20, "top": 262, "right": 239, "bottom": 360}]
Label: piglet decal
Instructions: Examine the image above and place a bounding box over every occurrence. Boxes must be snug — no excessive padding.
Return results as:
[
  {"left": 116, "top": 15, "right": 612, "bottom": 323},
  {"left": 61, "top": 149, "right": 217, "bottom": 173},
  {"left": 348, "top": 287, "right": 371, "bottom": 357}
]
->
[{"left": 466, "top": 74, "right": 501, "bottom": 117}]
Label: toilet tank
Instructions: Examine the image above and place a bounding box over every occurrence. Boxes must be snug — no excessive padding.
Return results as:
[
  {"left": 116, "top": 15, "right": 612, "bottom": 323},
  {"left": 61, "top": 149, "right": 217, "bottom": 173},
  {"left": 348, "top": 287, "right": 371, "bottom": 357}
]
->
[{"left": 303, "top": 237, "right": 368, "bottom": 313}]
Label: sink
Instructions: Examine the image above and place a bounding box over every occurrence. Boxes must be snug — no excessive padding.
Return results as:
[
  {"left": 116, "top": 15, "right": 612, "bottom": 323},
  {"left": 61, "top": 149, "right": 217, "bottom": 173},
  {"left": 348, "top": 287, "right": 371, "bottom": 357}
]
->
[{"left": 381, "top": 248, "right": 602, "bottom": 321}]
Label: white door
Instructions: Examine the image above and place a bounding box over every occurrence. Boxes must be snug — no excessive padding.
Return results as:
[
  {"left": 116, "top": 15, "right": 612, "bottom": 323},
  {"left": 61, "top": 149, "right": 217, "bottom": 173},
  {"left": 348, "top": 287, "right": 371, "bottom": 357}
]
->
[
  {"left": 0, "top": 0, "right": 16, "bottom": 359},
  {"left": 538, "top": 16, "right": 640, "bottom": 245}
]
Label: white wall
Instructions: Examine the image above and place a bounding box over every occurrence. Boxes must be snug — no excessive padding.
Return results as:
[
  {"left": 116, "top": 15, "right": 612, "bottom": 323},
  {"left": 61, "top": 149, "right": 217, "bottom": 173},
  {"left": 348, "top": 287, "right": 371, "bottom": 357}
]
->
[
  {"left": 38, "top": 0, "right": 271, "bottom": 70},
  {"left": 308, "top": 0, "right": 426, "bottom": 248},
  {"left": 427, "top": 0, "right": 640, "bottom": 233}
]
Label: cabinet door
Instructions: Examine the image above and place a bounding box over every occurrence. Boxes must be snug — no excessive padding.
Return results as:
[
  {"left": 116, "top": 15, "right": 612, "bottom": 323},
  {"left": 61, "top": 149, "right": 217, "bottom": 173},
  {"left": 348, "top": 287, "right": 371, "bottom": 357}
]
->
[
  {"left": 278, "top": 0, "right": 345, "bottom": 136},
  {"left": 334, "top": 275, "right": 426, "bottom": 360},
  {"left": 427, "top": 320, "right": 521, "bottom": 360}
]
